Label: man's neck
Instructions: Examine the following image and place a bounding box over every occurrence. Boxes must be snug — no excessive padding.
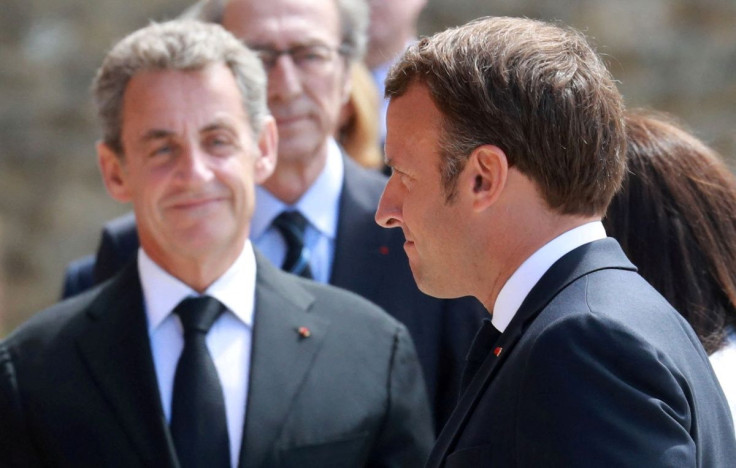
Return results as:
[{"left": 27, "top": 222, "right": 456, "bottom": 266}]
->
[
  {"left": 261, "top": 144, "right": 329, "bottom": 205},
  {"left": 142, "top": 240, "right": 246, "bottom": 294},
  {"left": 478, "top": 214, "right": 601, "bottom": 312}
]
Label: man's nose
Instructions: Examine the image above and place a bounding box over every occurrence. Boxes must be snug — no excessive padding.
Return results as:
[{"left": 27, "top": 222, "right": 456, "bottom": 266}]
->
[
  {"left": 178, "top": 144, "right": 213, "bottom": 183},
  {"left": 268, "top": 55, "right": 303, "bottom": 101},
  {"left": 375, "top": 177, "right": 403, "bottom": 228}
]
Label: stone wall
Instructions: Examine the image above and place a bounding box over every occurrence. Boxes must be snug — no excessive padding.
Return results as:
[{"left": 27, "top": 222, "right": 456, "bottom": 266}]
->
[{"left": 1, "top": 0, "right": 734, "bottom": 334}]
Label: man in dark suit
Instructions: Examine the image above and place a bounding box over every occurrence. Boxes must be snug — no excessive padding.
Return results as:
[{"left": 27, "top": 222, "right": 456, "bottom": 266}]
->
[
  {"left": 62, "top": 0, "right": 485, "bottom": 433},
  {"left": 375, "top": 16, "right": 736, "bottom": 466},
  {"left": 0, "top": 19, "right": 433, "bottom": 467}
]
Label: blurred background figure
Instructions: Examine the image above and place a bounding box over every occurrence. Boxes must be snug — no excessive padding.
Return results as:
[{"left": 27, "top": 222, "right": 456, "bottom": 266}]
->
[
  {"left": 364, "top": 0, "right": 427, "bottom": 145},
  {"left": 604, "top": 109, "right": 736, "bottom": 424},
  {"left": 337, "top": 62, "right": 383, "bottom": 170}
]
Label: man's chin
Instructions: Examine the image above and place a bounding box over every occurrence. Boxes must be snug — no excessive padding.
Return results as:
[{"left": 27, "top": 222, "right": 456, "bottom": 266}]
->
[{"left": 411, "top": 266, "right": 468, "bottom": 300}]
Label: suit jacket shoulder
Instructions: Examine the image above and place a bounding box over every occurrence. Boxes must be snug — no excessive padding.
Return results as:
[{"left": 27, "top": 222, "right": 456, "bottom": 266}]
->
[
  {"left": 238, "top": 253, "right": 436, "bottom": 467},
  {"left": 94, "top": 212, "right": 138, "bottom": 284},
  {"left": 431, "top": 238, "right": 736, "bottom": 467},
  {"left": 1, "top": 262, "right": 176, "bottom": 467}
]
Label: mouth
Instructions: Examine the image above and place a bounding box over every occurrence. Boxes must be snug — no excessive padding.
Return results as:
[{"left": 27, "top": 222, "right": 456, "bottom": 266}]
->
[
  {"left": 168, "top": 195, "right": 227, "bottom": 211},
  {"left": 274, "top": 114, "right": 308, "bottom": 128}
]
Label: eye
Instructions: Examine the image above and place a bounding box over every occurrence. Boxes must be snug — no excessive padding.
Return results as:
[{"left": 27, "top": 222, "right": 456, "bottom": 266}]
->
[
  {"left": 204, "top": 132, "right": 239, "bottom": 155},
  {"left": 150, "top": 143, "right": 173, "bottom": 157},
  {"left": 391, "top": 167, "right": 414, "bottom": 190},
  {"left": 210, "top": 135, "right": 230, "bottom": 146},
  {"left": 296, "top": 46, "right": 329, "bottom": 62}
]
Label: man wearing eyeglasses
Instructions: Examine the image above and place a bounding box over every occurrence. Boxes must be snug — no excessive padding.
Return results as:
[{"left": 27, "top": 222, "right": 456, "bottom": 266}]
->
[{"left": 61, "top": 0, "right": 486, "bottom": 434}]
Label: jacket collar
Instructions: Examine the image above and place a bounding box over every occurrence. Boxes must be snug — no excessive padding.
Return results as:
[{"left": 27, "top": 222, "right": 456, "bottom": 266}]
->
[{"left": 427, "top": 238, "right": 636, "bottom": 467}]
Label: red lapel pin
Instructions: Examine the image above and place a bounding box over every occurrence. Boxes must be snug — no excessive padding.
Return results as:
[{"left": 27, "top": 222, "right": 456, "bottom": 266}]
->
[
  {"left": 493, "top": 347, "right": 503, "bottom": 357},
  {"left": 297, "top": 326, "right": 311, "bottom": 338}
]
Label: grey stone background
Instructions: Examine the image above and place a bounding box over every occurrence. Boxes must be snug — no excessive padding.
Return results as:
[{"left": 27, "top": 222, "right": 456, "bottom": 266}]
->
[{"left": 1, "top": 0, "right": 735, "bottom": 335}]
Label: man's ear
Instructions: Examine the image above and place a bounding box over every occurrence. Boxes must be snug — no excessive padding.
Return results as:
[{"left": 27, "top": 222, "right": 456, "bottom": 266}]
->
[
  {"left": 97, "top": 141, "right": 132, "bottom": 203},
  {"left": 254, "top": 116, "right": 278, "bottom": 183},
  {"left": 467, "top": 144, "right": 508, "bottom": 212}
]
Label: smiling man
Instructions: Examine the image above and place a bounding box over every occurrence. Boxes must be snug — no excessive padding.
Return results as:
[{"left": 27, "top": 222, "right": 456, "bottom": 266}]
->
[
  {"left": 61, "top": 0, "right": 487, "bottom": 434},
  {"left": 0, "top": 20, "right": 433, "bottom": 467},
  {"left": 376, "top": 16, "right": 736, "bottom": 467}
]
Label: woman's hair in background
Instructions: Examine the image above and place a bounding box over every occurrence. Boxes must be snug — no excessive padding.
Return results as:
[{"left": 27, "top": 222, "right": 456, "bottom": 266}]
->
[
  {"left": 337, "top": 62, "right": 383, "bottom": 170},
  {"left": 604, "top": 109, "right": 736, "bottom": 354}
]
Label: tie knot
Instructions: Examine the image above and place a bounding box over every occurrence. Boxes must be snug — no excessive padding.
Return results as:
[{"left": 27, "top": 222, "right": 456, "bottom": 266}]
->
[
  {"left": 272, "top": 210, "right": 309, "bottom": 238},
  {"left": 174, "top": 296, "right": 224, "bottom": 335}
]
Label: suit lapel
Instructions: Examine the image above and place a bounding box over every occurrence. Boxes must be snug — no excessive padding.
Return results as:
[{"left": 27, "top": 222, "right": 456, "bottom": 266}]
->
[
  {"left": 75, "top": 261, "right": 177, "bottom": 468},
  {"left": 428, "top": 239, "right": 636, "bottom": 467},
  {"left": 240, "top": 253, "right": 329, "bottom": 468}
]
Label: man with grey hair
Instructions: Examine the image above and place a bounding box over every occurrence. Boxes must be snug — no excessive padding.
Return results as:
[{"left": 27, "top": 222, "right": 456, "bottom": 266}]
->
[
  {"left": 0, "top": 19, "right": 433, "bottom": 467},
  {"left": 62, "top": 0, "right": 486, "bottom": 433}
]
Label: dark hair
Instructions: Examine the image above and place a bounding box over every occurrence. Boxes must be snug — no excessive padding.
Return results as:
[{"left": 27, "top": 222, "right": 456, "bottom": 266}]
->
[
  {"left": 385, "top": 16, "right": 626, "bottom": 213},
  {"left": 604, "top": 110, "right": 736, "bottom": 354}
]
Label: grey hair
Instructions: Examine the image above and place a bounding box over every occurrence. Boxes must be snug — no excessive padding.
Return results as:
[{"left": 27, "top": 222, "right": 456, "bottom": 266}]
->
[
  {"left": 183, "top": 0, "right": 368, "bottom": 62},
  {"left": 93, "top": 19, "right": 268, "bottom": 155}
]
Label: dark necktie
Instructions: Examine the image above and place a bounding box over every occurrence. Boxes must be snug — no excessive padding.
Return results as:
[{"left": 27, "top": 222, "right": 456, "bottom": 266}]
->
[
  {"left": 272, "top": 210, "right": 313, "bottom": 278},
  {"left": 460, "top": 318, "right": 502, "bottom": 396},
  {"left": 170, "top": 296, "right": 230, "bottom": 468}
]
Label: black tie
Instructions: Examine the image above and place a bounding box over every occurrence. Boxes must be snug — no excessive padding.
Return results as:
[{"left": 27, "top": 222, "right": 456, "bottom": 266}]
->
[
  {"left": 460, "top": 318, "right": 502, "bottom": 396},
  {"left": 170, "top": 296, "right": 230, "bottom": 468},
  {"left": 272, "top": 210, "right": 313, "bottom": 278}
]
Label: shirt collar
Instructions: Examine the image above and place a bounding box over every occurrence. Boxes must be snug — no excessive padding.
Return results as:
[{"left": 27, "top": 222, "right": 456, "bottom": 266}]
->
[
  {"left": 251, "top": 138, "right": 343, "bottom": 240},
  {"left": 492, "top": 221, "right": 607, "bottom": 333},
  {"left": 139, "top": 240, "right": 257, "bottom": 332}
]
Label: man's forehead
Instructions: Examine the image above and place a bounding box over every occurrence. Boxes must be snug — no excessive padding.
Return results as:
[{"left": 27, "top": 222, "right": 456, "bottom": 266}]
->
[{"left": 222, "top": 0, "right": 342, "bottom": 45}]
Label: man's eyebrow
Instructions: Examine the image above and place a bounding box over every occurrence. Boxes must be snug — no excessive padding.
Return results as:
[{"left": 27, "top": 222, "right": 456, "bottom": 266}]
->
[
  {"left": 140, "top": 129, "right": 174, "bottom": 143},
  {"left": 248, "top": 39, "right": 334, "bottom": 49},
  {"left": 201, "top": 120, "right": 236, "bottom": 134}
]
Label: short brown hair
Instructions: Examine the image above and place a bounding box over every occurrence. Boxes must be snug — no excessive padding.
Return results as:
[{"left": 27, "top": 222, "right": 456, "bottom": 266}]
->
[
  {"left": 605, "top": 110, "right": 736, "bottom": 354},
  {"left": 385, "top": 16, "right": 626, "bottom": 214}
]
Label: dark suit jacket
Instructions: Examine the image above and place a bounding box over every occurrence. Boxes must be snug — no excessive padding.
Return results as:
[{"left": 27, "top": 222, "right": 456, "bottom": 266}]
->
[
  {"left": 428, "top": 238, "right": 736, "bottom": 467},
  {"left": 1, "top": 252, "right": 434, "bottom": 467},
  {"left": 61, "top": 157, "right": 486, "bottom": 432}
]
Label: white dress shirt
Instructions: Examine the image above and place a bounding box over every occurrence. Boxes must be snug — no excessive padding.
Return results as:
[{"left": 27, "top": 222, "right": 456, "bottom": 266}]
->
[
  {"left": 139, "top": 241, "right": 256, "bottom": 468},
  {"left": 492, "top": 222, "right": 607, "bottom": 333},
  {"left": 709, "top": 325, "right": 736, "bottom": 430},
  {"left": 250, "top": 138, "right": 343, "bottom": 283}
]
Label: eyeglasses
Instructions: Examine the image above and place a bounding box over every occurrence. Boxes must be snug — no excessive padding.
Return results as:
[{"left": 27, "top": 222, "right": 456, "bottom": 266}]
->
[{"left": 249, "top": 43, "right": 349, "bottom": 74}]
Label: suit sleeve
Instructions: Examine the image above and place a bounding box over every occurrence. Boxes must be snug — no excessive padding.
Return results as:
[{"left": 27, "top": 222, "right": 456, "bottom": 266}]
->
[
  {"left": 516, "top": 315, "right": 696, "bottom": 467},
  {"left": 0, "top": 343, "right": 42, "bottom": 467},
  {"left": 367, "top": 325, "right": 435, "bottom": 468}
]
